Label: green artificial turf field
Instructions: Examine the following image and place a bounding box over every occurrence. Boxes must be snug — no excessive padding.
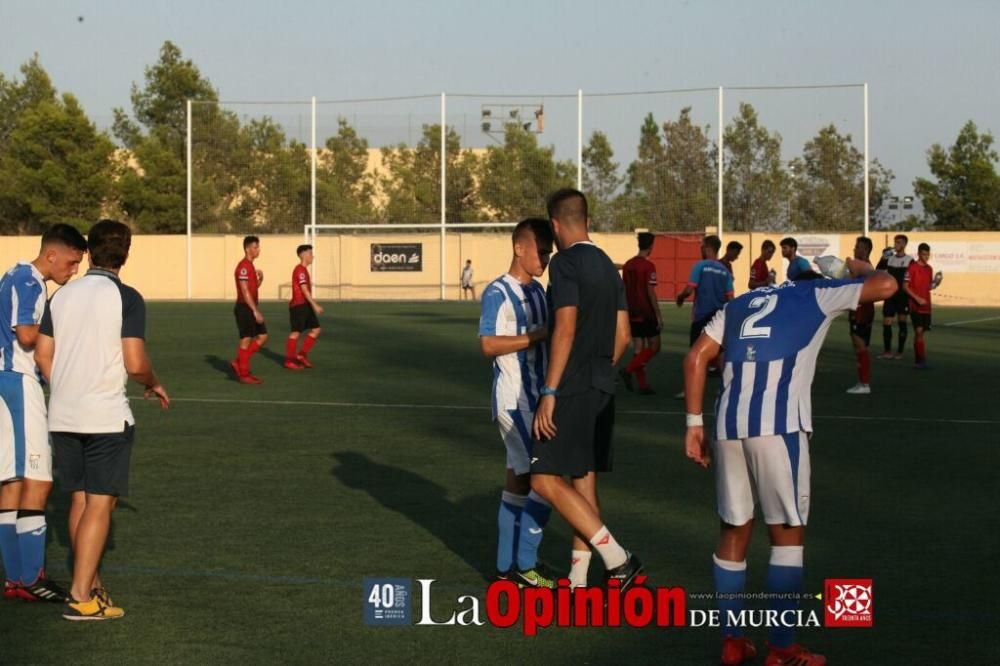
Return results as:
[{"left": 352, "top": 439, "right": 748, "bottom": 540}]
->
[{"left": 2, "top": 301, "right": 998, "bottom": 664}]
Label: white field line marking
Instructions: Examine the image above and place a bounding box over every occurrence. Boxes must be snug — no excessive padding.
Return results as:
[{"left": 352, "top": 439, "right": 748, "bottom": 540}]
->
[
  {"left": 128, "top": 396, "right": 1000, "bottom": 425},
  {"left": 943, "top": 316, "right": 1000, "bottom": 327}
]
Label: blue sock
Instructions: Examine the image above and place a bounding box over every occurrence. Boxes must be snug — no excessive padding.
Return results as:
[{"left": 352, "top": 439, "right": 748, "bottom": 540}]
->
[
  {"left": 713, "top": 554, "right": 747, "bottom": 638},
  {"left": 496, "top": 491, "right": 526, "bottom": 573},
  {"left": 0, "top": 510, "right": 21, "bottom": 583},
  {"left": 516, "top": 491, "right": 551, "bottom": 571},
  {"left": 16, "top": 510, "right": 46, "bottom": 586},
  {"left": 766, "top": 546, "right": 804, "bottom": 649}
]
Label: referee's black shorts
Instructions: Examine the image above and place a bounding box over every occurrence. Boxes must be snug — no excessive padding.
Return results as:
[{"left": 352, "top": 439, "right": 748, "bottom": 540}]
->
[
  {"left": 289, "top": 303, "right": 320, "bottom": 332},
  {"left": 530, "top": 389, "right": 615, "bottom": 478},
  {"left": 52, "top": 424, "right": 136, "bottom": 497},
  {"left": 235, "top": 303, "right": 267, "bottom": 339}
]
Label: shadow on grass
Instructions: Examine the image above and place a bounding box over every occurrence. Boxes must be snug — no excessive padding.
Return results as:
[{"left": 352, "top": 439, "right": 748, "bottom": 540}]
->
[
  {"left": 330, "top": 451, "right": 497, "bottom": 581},
  {"left": 204, "top": 354, "right": 238, "bottom": 381}
]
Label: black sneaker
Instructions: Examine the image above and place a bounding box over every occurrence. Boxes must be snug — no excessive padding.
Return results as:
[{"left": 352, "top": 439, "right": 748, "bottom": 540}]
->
[
  {"left": 23, "top": 575, "right": 71, "bottom": 603},
  {"left": 605, "top": 553, "right": 644, "bottom": 591},
  {"left": 619, "top": 369, "right": 634, "bottom": 393},
  {"left": 495, "top": 569, "right": 511, "bottom": 582}
]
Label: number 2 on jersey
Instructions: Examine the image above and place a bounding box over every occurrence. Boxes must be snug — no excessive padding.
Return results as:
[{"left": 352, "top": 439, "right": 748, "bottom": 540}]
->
[{"left": 739, "top": 293, "right": 778, "bottom": 339}]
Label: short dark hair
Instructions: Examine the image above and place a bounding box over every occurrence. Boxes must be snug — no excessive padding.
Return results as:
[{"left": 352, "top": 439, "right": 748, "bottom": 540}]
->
[
  {"left": 894, "top": 234, "right": 908, "bottom": 244},
  {"left": 87, "top": 219, "right": 131, "bottom": 269},
  {"left": 794, "top": 270, "right": 824, "bottom": 281},
  {"left": 296, "top": 244, "right": 312, "bottom": 256},
  {"left": 726, "top": 240, "right": 743, "bottom": 253},
  {"left": 855, "top": 236, "right": 873, "bottom": 255},
  {"left": 243, "top": 235, "right": 260, "bottom": 249},
  {"left": 512, "top": 217, "right": 554, "bottom": 248},
  {"left": 761, "top": 239, "right": 776, "bottom": 251},
  {"left": 546, "top": 188, "right": 588, "bottom": 225},
  {"left": 703, "top": 234, "right": 722, "bottom": 254},
  {"left": 780, "top": 237, "right": 798, "bottom": 250},
  {"left": 637, "top": 232, "right": 655, "bottom": 251},
  {"left": 41, "top": 223, "right": 87, "bottom": 252},
  {"left": 918, "top": 242, "right": 930, "bottom": 253}
]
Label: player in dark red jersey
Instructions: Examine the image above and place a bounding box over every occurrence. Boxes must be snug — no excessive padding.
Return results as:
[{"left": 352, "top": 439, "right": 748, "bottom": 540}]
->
[
  {"left": 285, "top": 244, "right": 323, "bottom": 370},
  {"left": 231, "top": 236, "right": 267, "bottom": 384},
  {"left": 846, "top": 237, "right": 876, "bottom": 394},
  {"left": 876, "top": 234, "right": 913, "bottom": 359},
  {"left": 904, "top": 243, "right": 936, "bottom": 369},
  {"left": 720, "top": 240, "right": 743, "bottom": 275},
  {"left": 619, "top": 232, "right": 662, "bottom": 395},
  {"left": 748, "top": 240, "right": 777, "bottom": 289}
]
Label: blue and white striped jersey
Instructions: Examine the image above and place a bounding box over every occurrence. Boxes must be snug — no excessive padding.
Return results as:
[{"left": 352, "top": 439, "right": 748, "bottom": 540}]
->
[
  {"left": 478, "top": 274, "right": 548, "bottom": 419},
  {"left": 0, "top": 262, "right": 46, "bottom": 380},
  {"left": 704, "top": 278, "right": 864, "bottom": 440}
]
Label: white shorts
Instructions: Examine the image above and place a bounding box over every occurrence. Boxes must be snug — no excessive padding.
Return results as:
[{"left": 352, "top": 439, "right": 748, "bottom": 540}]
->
[
  {"left": 0, "top": 372, "right": 52, "bottom": 483},
  {"left": 496, "top": 409, "right": 534, "bottom": 476},
  {"left": 713, "top": 431, "right": 810, "bottom": 527}
]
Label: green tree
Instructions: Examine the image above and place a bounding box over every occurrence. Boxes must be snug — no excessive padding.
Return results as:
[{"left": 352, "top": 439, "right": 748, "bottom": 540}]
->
[
  {"left": 723, "top": 103, "right": 790, "bottom": 232},
  {"left": 914, "top": 121, "right": 1000, "bottom": 230},
  {"left": 582, "top": 130, "right": 622, "bottom": 231},
  {"left": 114, "top": 41, "right": 245, "bottom": 233},
  {"left": 0, "top": 93, "right": 116, "bottom": 233},
  {"left": 380, "top": 124, "right": 480, "bottom": 225},
  {"left": 316, "top": 118, "right": 377, "bottom": 225},
  {"left": 623, "top": 109, "right": 716, "bottom": 231},
  {"left": 789, "top": 124, "right": 867, "bottom": 231},
  {"left": 867, "top": 158, "right": 895, "bottom": 227},
  {"left": 0, "top": 55, "right": 57, "bottom": 148},
  {"left": 479, "top": 124, "right": 575, "bottom": 223}
]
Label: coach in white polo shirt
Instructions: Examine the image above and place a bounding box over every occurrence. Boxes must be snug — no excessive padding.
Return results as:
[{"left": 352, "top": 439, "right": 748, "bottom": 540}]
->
[{"left": 34, "top": 219, "right": 169, "bottom": 622}]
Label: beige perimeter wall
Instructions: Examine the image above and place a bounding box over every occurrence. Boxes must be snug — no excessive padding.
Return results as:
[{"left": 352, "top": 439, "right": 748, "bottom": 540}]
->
[{"left": 2, "top": 231, "right": 998, "bottom": 306}]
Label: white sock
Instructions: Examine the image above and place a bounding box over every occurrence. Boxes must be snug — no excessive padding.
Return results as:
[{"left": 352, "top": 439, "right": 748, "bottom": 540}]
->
[
  {"left": 589, "top": 525, "right": 627, "bottom": 569},
  {"left": 569, "top": 549, "right": 592, "bottom": 588}
]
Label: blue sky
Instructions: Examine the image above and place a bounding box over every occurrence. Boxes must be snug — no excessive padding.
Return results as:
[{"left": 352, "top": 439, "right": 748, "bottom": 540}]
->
[{"left": 2, "top": 0, "right": 998, "bottom": 190}]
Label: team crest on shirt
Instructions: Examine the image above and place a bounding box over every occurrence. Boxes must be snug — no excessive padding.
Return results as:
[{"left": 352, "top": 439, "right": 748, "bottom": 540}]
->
[
  {"left": 745, "top": 345, "right": 756, "bottom": 362},
  {"left": 29, "top": 454, "right": 40, "bottom": 471}
]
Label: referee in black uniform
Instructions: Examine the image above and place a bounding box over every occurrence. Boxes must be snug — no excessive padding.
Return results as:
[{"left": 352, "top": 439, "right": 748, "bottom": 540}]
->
[{"left": 531, "top": 189, "right": 643, "bottom": 588}]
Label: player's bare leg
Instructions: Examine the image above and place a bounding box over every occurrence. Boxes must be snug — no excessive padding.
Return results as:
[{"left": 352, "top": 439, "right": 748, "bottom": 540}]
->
[
  {"left": 284, "top": 331, "right": 303, "bottom": 370},
  {"left": 68, "top": 491, "right": 110, "bottom": 594},
  {"left": 568, "top": 472, "right": 600, "bottom": 587},
  {"left": 69, "top": 494, "right": 117, "bottom": 603},
  {"left": 913, "top": 325, "right": 927, "bottom": 368},
  {"left": 879, "top": 315, "right": 895, "bottom": 359}
]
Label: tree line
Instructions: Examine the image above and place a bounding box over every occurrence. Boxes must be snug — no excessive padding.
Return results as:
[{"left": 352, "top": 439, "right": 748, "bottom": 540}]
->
[{"left": 2, "top": 42, "right": 998, "bottom": 234}]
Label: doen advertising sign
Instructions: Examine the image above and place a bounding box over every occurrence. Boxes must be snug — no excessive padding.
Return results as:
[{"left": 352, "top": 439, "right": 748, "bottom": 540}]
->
[{"left": 370, "top": 243, "right": 422, "bottom": 272}]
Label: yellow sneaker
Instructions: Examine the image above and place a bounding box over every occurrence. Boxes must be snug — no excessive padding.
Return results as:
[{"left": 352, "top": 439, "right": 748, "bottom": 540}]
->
[{"left": 62, "top": 595, "right": 125, "bottom": 621}]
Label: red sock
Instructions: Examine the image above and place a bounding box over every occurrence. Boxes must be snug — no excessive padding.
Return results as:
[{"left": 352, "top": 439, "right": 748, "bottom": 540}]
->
[
  {"left": 635, "top": 366, "right": 650, "bottom": 390},
  {"left": 300, "top": 335, "right": 317, "bottom": 356},
  {"left": 248, "top": 340, "right": 261, "bottom": 355},
  {"left": 285, "top": 337, "right": 298, "bottom": 361},
  {"left": 915, "top": 339, "right": 926, "bottom": 363},
  {"left": 237, "top": 348, "right": 251, "bottom": 376},
  {"left": 857, "top": 349, "right": 871, "bottom": 384},
  {"left": 625, "top": 352, "right": 643, "bottom": 374}
]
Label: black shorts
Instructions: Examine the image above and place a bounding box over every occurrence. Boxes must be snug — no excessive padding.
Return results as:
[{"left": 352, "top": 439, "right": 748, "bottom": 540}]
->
[
  {"left": 849, "top": 316, "right": 872, "bottom": 346},
  {"left": 289, "top": 303, "right": 320, "bottom": 332},
  {"left": 630, "top": 319, "right": 660, "bottom": 339},
  {"left": 235, "top": 303, "right": 268, "bottom": 339},
  {"left": 883, "top": 294, "right": 909, "bottom": 318},
  {"left": 531, "top": 389, "right": 614, "bottom": 477},
  {"left": 911, "top": 312, "right": 932, "bottom": 330},
  {"left": 690, "top": 314, "right": 717, "bottom": 347},
  {"left": 52, "top": 424, "right": 136, "bottom": 497}
]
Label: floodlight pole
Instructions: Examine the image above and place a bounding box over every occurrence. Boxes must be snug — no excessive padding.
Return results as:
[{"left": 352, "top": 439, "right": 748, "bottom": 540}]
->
[
  {"left": 186, "top": 99, "right": 192, "bottom": 300},
  {"left": 440, "top": 92, "right": 447, "bottom": 301},
  {"left": 717, "top": 86, "right": 724, "bottom": 241},
  {"left": 311, "top": 96, "right": 317, "bottom": 281},
  {"left": 577, "top": 89, "right": 583, "bottom": 190},
  {"left": 863, "top": 82, "right": 870, "bottom": 238}
]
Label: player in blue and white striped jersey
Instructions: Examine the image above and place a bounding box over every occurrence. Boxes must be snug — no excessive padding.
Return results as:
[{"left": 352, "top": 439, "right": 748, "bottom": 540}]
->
[
  {"left": 682, "top": 262, "right": 896, "bottom": 666},
  {"left": 478, "top": 218, "right": 555, "bottom": 589},
  {"left": 1, "top": 224, "right": 87, "bottom": 603}
]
